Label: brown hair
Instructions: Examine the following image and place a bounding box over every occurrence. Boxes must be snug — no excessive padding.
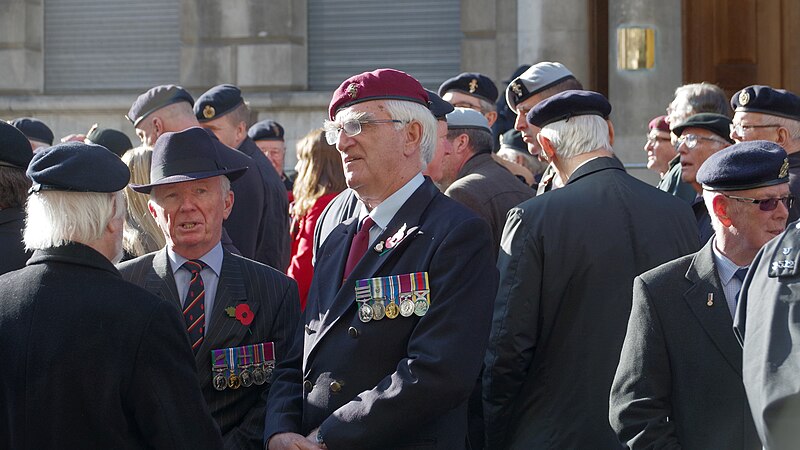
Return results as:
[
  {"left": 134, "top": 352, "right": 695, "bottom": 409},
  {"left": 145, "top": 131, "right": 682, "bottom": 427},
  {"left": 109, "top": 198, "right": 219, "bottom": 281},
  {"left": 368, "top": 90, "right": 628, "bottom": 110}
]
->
[
  {"left": 291, "top": 128, "right": 346, "bottom": 218},
  {"left": 121, "top": 147, "right": 166, "bottom": 256}
]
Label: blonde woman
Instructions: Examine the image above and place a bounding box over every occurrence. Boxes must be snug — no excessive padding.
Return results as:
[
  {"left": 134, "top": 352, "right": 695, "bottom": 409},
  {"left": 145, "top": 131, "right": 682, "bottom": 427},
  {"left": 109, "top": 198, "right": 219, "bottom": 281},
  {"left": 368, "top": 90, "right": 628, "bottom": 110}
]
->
[
  {"left": 121, "top": 147, "right": 165, "bottom": 260},
  {"left": 288, "top": 128, "right": 346, "bottom": 309}
]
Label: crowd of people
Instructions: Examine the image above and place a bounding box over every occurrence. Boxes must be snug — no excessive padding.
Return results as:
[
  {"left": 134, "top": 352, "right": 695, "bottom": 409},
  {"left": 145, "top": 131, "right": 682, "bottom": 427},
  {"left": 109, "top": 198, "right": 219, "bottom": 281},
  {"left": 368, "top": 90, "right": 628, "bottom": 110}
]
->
[{"left": 0, "top": 60, "right": 799, "bottom": 450}]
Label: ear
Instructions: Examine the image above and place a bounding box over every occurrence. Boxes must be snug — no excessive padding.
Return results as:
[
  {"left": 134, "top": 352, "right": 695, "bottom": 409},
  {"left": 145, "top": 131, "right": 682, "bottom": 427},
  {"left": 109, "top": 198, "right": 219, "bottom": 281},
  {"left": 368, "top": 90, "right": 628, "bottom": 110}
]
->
[
  {"left": 776, "top": 126, "right": 790, "bottom": 147},
  {"left": 454, "top": 133, "right": 470, "bottom": 155},
  {"left": 537, "top": 133, "right": 555, "bottom": 161},
  {"left": 235, "top": 120, "right": 248, "bottom": 143},
  {"left": 147, "top": 199, "right": 159, "bottom": 220},
  {"left": 222, "top": 188, "right": 234, "bottom": 220},
  {"left": 711, "top": 193, "right": 734, "bottom": 227},
  {"left": 485, "top": 111, "right": 498, "bottom": 127},
  {"left": 403, "top": 120, "right": 423, "bottom": 157},
  {"left": 152, "top": 117, "right": 164, "bottom": 139},
  {"left": 607, "top": 120, "right": 615, "bottom": 147}
]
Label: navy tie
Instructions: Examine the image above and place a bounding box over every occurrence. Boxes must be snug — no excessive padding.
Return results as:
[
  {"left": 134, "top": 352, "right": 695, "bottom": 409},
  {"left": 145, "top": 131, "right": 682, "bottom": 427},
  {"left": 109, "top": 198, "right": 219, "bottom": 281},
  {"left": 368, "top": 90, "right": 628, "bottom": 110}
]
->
[
  {"left": 733, "top": 267, "right": 749, "bottom": 308},
  {"left": 182, "top": 259, "right": 208, "bottom": 354}
]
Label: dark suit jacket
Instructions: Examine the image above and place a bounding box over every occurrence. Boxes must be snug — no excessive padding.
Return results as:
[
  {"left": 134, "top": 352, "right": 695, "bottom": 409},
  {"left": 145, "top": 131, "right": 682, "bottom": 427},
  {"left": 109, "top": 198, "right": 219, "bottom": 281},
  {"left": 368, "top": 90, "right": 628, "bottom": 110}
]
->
[
  {"left": 0, "top": 243, "right": 223, "bottom": 449},
  {"left": 237, "top": 137, "right": 290, "bottom": 271},
  {"left": 445, "top": 152, "right": 534, "bottom": 257},
  {"left": 313, "top": 187, "right": 360, "bottom": 261},
  {"left": 483, "top": 157, "right": 700, "bottom": 450},
  {"left": 265, "top": 178, "right": 498, "bottom": 449},
  {"left": 118, "top": 248, "right": 300, "bottom": 450},
  {"left": 0, "top": 207, "right": 30, "bottom": 275},
  {"left": 609, "top": 240, "right": 760, "bottom": 449}
]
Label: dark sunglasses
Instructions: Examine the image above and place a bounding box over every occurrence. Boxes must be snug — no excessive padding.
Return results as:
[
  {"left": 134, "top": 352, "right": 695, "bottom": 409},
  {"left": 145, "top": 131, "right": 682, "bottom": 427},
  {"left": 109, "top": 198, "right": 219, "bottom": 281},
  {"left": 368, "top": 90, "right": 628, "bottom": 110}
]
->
[{"left": 722, "top": 193, "right": 795, "bottom": 212}]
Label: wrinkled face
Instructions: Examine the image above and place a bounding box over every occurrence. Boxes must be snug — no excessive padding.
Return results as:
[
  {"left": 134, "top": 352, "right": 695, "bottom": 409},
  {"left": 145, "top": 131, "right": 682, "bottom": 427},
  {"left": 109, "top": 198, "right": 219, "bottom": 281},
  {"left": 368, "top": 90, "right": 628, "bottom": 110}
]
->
[
  {"left": 723, "top": 183, "right": 791, "bottom": 252},
  {"left": 255, "top": 140, "right": 286, "bottom": 175},
  {"left": 200, "top": 117, "right": 240, "bottom": 149},
  {"left": 422, "top": 120, "right": 450, "bottom": 183},
  {"left": 513, "top": 93, "right": 546, "bottom": 157},
  {"left": 730, "top": 111, "right": 781, "bottom": 143},
  {"left": 644, "top": 129, "right": 674, "bottom": 174},
  {"left": 678, "top": 127, "right": 730, "bottom": 185},
  {"left": 149, "top": 176, "right": 233, "bottom": 259}
]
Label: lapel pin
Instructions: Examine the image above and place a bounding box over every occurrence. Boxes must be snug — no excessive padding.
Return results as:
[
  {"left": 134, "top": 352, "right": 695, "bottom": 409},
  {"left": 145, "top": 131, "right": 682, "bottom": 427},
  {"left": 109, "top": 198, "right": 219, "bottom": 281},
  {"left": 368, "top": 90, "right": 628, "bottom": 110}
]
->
[{"left": 706, "top": 293, "right": 714, "bottom": 307}]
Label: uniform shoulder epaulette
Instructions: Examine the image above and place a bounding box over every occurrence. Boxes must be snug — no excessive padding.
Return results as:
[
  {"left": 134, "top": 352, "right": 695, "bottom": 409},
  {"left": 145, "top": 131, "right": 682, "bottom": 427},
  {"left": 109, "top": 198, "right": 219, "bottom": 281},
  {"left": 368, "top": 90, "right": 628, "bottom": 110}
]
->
[{"left": 767, "top": 222, "right": 800, "bottom": 278}]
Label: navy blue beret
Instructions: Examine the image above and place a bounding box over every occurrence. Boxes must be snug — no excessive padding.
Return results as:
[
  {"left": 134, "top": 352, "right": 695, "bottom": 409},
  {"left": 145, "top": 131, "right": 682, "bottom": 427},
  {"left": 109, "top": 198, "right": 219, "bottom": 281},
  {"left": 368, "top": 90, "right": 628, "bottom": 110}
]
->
[
  {"left": 85, "top": 125, "right": 133, "bottom": 157},
  {"left": 131, "top": 127, "right": 247, "bottom": 194},
  {"left": 195, "top": 84, "right": 244, "bottom": 122},
  {"left": 27, "top": 142, "right": 130, "bottom": 193},
  {"left": 127, "top": 85, "right": 194, "bottom": 127},
  {"left": 11, "top": 117, "right": 54, "bottom": 145},
  {"left": 671, "top": 113, "right": 734, "bottom": 143},
  {"left": 526, "top": 90, "right": 611, "bottom": 128},
  {"left": 425, "top": 89, "right": 455, "bottom": 120},
  {"left": 0, "top": 121, "right": 33, "bottom": 169},
  {"left": 697, "top": 140, "right": 789, "bottom": 191},
  {"left": 438, "top": 72, "right": 498, "bottom": 104},
  {"left": 248, "top": 120, "right": 285, "bottom": 141},
  {"left": 731, "top": 85, "right": 800, "bottom": 121}
]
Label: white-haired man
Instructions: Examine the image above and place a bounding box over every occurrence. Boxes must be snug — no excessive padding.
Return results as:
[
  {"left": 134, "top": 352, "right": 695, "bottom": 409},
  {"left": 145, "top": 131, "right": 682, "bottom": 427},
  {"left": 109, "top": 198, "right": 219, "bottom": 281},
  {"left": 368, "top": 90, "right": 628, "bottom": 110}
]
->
[
  {"left": 0, "top": 142, "right": 223, "bottom": 448},
  {"left": 483, "top": 90, "right": 700, "bottom": 449},
  {"left": 264, "top": 68, "right": 498, "bottom": 450}
]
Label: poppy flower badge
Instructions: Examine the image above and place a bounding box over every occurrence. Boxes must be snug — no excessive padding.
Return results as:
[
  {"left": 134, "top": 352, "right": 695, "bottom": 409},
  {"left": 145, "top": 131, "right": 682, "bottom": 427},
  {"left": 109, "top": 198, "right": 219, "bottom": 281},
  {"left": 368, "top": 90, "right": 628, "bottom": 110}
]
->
[
  {"left": 373, "top": 224, "right": 419, "bottom": 255},
  {"left": 225, "top": 303, "right": 254, "bottom": 326}
]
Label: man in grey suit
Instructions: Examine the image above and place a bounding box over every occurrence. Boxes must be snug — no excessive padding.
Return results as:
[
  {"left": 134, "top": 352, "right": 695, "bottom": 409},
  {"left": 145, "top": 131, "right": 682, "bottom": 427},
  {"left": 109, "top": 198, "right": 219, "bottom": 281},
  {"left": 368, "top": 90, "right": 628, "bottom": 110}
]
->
[
  {"left": 609, "top": 140, "right": 790, "bottom": 449},
  {"left": 117, "top": 127, "right": 301, "bottom": 449}
]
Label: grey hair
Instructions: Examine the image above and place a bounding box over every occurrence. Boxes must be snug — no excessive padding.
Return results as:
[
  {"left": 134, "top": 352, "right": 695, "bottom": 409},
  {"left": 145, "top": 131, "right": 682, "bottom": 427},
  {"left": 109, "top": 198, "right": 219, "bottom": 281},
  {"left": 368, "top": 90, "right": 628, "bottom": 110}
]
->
[
  {"left": 383, "top": 100, "right": 437, "bottom": 168},
  {"left": 669, "top": 82, "right": 731, "bottom": 126},
  {"left": 774, "top": 116, "right": 800, "bottom": 140},
  {"left": 478, "top": 97, "right": 497, "bottom": 114},
  {"left": 24, "top": 190, "right": 125, "bottom": 250},
  {"left": 538, "top": 115, "right": 612, "bottom": 159},
  {"left": 446, "top": 128, "right": 495, "bottom": 154}
]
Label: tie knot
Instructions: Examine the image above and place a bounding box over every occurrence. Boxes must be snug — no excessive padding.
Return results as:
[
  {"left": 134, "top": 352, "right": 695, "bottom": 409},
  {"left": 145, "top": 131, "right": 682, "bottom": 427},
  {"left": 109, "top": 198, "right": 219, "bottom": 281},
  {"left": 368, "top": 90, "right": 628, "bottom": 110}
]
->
[
  {"left": 360, "top": 216, "right": 375, "bottom": 233},
  {"left": 182, "top": 259, "right": 207, "bottom": 274},
  {"left": 734, "top": 267, "right": 748, "bottom": 283}
]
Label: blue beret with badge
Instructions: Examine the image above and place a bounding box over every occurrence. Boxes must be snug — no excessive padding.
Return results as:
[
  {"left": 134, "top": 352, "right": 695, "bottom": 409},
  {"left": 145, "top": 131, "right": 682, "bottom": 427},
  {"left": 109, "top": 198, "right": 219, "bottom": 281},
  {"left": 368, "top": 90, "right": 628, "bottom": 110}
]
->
[
  {"left": 194, "top": 84, "right": 245, "bottom": 122},
  {"left": 731, "top": 85, "right": 800, "bottom": 121},
  {"left": 506, "top": 62, "right": 577, "bottom": 111},
  {"left": 127, "top": 85, "right": 194, "bottom": 127},
  {"left": 425, "top": 89, "right": 455, "bottom": 120},
  {"left": 696, "top": 140, "right": 789, "bottom": 191},
  {"left": 438, "top": 72, "right": 499, "bottom": 104},
  {"left": 0, "top": 120, "right": 34, "bottom": 169},
  {"left": 526, "top": 90, "right": 611, "bottom": 128},
  {"left": 11, "top": 117, "right": 54, "bottom": 146},
  {"left": 27, "top": 142, "right": 130, "bottom": 193},
  {"left": 248, "top": 120, "right": 285, "bottom": 142}
]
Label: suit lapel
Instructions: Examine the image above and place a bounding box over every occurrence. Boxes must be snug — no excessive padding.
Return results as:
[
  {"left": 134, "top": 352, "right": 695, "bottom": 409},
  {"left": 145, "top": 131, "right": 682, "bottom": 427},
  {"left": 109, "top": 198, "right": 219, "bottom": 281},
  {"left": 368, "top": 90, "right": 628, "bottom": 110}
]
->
[
  {"left": 149, "top": 249, "right": 180, "bottom": 309},
  {"left": 683, "top": 242, "right": 743, "bottom": 374}
]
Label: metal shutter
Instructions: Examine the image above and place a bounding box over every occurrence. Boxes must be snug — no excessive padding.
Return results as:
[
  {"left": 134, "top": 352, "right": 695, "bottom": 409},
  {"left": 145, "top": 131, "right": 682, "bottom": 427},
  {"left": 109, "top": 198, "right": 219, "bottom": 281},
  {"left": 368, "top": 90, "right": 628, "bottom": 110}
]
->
[
  {"left": 307, "top": 0, "right": 462, "bottom": 91},
  {"left": 44, "top": 0, "right": 180, "bottom": 93}
]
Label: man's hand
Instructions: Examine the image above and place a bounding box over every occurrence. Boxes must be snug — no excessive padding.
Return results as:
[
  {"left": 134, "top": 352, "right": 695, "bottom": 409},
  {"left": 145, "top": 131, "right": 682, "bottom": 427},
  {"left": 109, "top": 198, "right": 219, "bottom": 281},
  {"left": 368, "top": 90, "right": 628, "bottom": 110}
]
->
[{"left": 267, "top": 432, "right": 323, "bottom": 450}]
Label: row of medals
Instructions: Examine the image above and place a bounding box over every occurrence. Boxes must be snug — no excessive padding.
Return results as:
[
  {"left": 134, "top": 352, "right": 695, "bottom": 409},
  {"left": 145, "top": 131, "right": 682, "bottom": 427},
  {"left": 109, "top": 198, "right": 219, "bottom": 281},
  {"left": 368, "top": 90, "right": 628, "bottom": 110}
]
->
[
  {"left": 213, "top": 360, "right": 275, "bottom": 391},
  {"left": 359, "top": 292, "right": 429, "bottom": 323}
]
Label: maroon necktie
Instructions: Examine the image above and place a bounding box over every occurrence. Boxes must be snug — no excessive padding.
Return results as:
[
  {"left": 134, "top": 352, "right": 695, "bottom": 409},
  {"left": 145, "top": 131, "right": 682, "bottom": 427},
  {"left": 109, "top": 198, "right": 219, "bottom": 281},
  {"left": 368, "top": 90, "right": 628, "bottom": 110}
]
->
[
  {"left": 182, "top": 259, "right": 207, "bottom": 354},
  {"left": 343, "top": 216, "right": 375, "bottom": 280}
]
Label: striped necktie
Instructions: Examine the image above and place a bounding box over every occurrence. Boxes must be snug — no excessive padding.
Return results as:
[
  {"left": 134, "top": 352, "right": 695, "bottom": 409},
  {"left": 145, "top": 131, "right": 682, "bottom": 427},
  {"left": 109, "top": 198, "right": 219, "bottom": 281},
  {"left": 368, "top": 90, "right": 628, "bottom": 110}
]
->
[{"left": 182, "top": 259, "right": 208, "bottom": 354}]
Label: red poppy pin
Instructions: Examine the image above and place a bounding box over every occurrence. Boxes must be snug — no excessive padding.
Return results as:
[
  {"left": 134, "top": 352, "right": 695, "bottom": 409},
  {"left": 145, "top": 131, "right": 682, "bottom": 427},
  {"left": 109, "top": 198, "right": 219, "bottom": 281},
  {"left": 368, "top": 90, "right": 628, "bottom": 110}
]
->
[{"left": 225, "top": 303, "right": 254, "bottom": 326}]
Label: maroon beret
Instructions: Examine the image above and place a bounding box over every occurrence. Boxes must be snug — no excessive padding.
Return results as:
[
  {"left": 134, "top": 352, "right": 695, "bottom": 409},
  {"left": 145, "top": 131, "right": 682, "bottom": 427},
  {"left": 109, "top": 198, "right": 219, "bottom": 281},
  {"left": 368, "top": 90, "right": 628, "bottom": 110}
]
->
[
  {"left": 648, "top": 115, "right": 670, "bottom": 133},
  {"left": 328, "top": 68, "right": 430, "bottom": 120}
]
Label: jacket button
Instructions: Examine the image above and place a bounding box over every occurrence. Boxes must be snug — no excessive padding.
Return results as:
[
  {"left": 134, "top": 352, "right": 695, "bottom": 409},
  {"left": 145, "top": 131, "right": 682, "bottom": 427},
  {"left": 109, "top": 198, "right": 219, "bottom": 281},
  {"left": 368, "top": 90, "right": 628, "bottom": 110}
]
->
[
  {"left": 330, "top": 381, "right": 342, "bottom": 393},
  {"left": 303, "top": 380, "right": 313, "bottom": 392},
  {"left": 347, "top": 327, "right": 359, "bottom": 338}
]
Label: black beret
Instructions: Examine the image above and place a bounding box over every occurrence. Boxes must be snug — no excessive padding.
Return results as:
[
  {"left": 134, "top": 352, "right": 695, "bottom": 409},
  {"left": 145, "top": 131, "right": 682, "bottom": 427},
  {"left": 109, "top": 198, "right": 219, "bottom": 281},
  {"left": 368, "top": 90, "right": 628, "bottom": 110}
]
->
[
  {"left": 506, "top": 62, "right": 576, "bottom": 110},
  {"left": 0, "top": 121, "right": 34, "bottom": 169},
  {"left": 499, "top": 129, "right": 527, "bottom": 154},
  {"left": 438, "top": 72, "right": 498, "bottom": 104},
  {"left": 85, "top": 125, "right": 133, "bottom": 157},
  {"left": 731, "top": 85, "right": 800, "bottom": 121},
  {"left": 131, "top": 127, "right": 247, "bottom": 194},
  {"left": 127, "top": 85, "right": 194, "bottom": 127},
  {"left": 248, "top": 120, "right": 285, "bottom": 141},
  {"left": 697, "top": 140, "right": 789, "bottom": 191},
  {"left": 27, "top": 142, "right": 130, "bottom": 193},
  {"left": 11, "top": 117, "right": 54, "bottom": 145},
  {"left": 425, "top": 89, "right": 455, "bottom": 120},
  {"left": 194, "top": 84, "right": 244, "bottom": 122},
  {"left": 671, "top": 113, "right": 734, "bottom": 143},
  {"left": 526, "top": 90, "right": 611, "bottom": 128}
]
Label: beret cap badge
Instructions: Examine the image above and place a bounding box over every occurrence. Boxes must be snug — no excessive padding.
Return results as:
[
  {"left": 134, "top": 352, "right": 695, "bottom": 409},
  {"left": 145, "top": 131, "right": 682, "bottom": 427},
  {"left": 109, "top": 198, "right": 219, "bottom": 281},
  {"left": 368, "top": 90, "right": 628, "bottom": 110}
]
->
[
  {"left": 469, "top": 79, "right": 478, "bottom": 94},
  {"left": 739, "top": 90, "right": 750, "bottom": 106},
  {"left": 346, "top": 83, "right": 359, "bottom": 99},
  {"left": 780, "top": 158, "right": 789, "bottom": 179},
  {"left": 203, "top": 105, "right": 216, "bottom": 119},
  {"left": 511, "top": 81, "right": 524, "bottom": 98}
]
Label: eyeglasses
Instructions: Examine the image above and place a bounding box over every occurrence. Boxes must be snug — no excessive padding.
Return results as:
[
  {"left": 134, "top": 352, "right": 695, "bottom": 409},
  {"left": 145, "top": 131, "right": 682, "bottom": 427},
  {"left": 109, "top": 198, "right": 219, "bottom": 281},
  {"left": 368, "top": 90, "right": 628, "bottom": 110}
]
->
[
  {"left": 323, "top": 119, "right": 406, "bottom": 145},
  {"left": 722, "top": 193, "right": 794, "bottom": 212},
  {"left": 729, "top": 123, "right": 780, "bottom": 137},
  {"left": 676, "top": 134, "right": 728, "bottom": 149},
  {"left": 451, "top": 102, "right": 483, "bottom": 112},
  {"left": 646, "top": 136, "right": 671, "bottom": 146}
]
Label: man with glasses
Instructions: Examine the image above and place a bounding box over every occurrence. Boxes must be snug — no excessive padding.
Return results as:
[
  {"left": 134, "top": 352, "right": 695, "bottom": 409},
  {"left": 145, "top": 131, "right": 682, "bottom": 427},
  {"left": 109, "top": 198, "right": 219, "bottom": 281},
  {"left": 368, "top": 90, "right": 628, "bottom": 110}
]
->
[
  {"left": 730, "top": 85, "right": 800, "bottom": 222},
  {"left": 264, "top": 68, "right": 497, "bottom": 450},
  {"left": 439, "top": 72, "right": 499, "bottom": 128},
  {"left": 672, "top": 113, "right": 735, "bottom": 242},
  {"left": 610, "top": 140, "right": 789, "bottom": 450}
]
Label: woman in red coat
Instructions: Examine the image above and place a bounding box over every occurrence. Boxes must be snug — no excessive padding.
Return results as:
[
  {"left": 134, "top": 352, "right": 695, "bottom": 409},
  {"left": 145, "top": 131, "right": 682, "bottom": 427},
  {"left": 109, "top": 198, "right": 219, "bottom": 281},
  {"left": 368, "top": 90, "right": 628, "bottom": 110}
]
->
[{"left": 288, "top": 128, "right": 346, "bottom": 309}]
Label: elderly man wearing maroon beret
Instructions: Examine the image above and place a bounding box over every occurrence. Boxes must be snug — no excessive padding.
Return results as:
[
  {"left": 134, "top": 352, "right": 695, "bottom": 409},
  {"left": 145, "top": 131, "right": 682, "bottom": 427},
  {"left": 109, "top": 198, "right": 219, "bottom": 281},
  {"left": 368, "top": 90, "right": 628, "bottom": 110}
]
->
[
  {"left": 644, "top": 115, "right": 674, "bottom": 178},
  {"left": 264, "top": 68, "right": 498, "bottom": 450}
]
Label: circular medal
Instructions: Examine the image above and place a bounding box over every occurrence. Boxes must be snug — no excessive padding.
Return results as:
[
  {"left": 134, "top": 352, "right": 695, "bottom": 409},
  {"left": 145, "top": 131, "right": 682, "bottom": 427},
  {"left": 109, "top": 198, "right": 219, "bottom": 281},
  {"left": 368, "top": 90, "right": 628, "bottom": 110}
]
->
[
  {"left": 213, "top": 373, "right": 227, "bottom": 391},
  {"left": 372, "top": 301, "right": 386, "bottom": 320},
  {"left": 385, "top": 301, "right": 399, "bottom": 319},
  {"left": 359, "top": 303, "right": 373, "bottom": 323},
  {"left": 240, "top": 368, "right": 253, "bottom": 387},
  {"left": 400, "top": 298, "right": 415, "bottom": 317},
  {"left": 252, "top": 366, "right": 267, "bottom": 385},
  {"left": 264, "top": 361, "right": 275, "bottom": 381},
  {"left": 228, "top": 373, "right": 241, "bottom": 390},
  {"left": 414, "top": 298, "right": 429, "bottom": 316}
]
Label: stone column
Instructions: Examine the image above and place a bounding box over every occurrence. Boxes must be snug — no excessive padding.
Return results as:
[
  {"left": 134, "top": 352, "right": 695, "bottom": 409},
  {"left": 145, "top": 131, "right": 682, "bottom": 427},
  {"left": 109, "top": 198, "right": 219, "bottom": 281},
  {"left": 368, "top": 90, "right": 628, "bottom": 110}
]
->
[{"left": 0, "top": 0, "right": 43, "bottom": 93}]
